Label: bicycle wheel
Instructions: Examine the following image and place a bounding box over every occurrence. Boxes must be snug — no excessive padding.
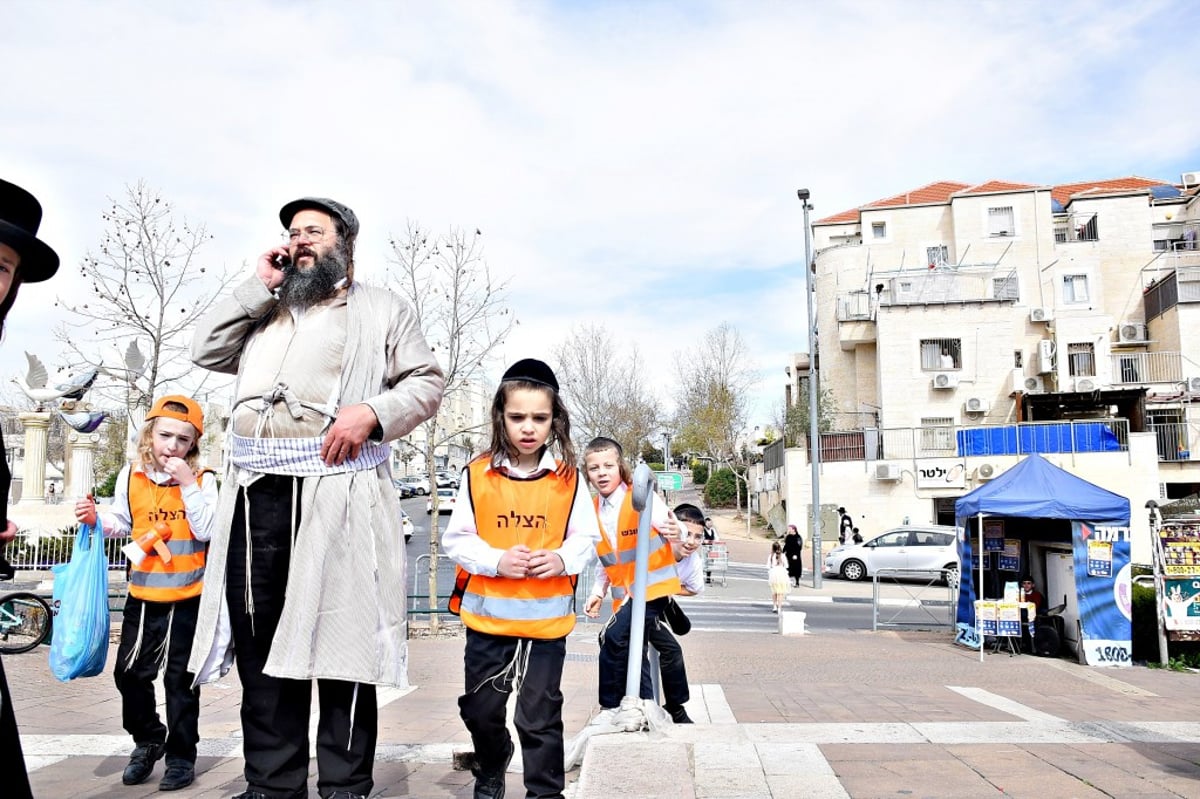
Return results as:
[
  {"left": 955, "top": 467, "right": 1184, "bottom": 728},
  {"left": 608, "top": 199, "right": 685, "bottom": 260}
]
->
[{"left": 0, "top": 592, "right": 53, "bottom": 654}]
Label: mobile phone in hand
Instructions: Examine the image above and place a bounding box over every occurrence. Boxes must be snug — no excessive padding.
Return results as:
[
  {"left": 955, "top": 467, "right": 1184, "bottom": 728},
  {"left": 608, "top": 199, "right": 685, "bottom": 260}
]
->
[{"left": 273, "top": 253, "right": 291, "bottom": 268}]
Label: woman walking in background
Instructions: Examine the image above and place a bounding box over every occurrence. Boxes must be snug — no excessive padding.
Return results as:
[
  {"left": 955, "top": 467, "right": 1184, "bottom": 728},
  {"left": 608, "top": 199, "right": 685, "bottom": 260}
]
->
[
  {"left": 782, "top": 524, "right": 804, "bottom": 587},
  {"left": 767, "top": 542, "right": 789, "bottom": 613}
]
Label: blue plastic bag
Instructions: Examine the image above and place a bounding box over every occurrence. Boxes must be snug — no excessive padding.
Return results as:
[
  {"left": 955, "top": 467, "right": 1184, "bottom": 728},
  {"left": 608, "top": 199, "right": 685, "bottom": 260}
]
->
[{"left": 49, "top": 520, "right": 110, "bottom": 681}]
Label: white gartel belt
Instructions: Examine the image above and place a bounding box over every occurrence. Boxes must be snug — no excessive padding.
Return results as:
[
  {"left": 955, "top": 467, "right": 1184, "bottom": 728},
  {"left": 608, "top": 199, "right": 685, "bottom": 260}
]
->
[{"left": 229, "top": 382, "right": 390, "bottom": 476}]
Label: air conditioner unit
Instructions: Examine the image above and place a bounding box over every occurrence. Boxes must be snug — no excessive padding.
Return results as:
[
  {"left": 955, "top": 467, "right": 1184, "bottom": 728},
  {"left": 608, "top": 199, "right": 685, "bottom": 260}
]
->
[
  {"left": 964, "top": 397, "right": 990, "bottom": 413},
  {"left": 1118, "top": 323, "right": 1148, "bottom": 343},
  {"left": 1189, "top": 377, "right": 1200, "bottom": 392},
  {"left": 1023, "top": 375, "right": 1046, "bottom": 393},
  {"left": 874, "top": 463, "right": 902, "bottom": 481},
  {"left": 1183, "top": 171, "right": 1200, "bottom": 187},
  {"left": 1037, "top": 339, "right": 1055, "bottom": 374},
  {"left": 977, "top": 463, "right": 998, "bottom": 480},
  {"left": 931, "top": 372, "right": 959, "bottom": 389},
  {"left": 1074, "top": 377, "right": 1097, "bottom": 392},
  {"left": 1009, "top": 368, "right": 1025, "bottom": 394},
  {"left": 1030, "top": 307, "right": 1053, "bottom": 323}
]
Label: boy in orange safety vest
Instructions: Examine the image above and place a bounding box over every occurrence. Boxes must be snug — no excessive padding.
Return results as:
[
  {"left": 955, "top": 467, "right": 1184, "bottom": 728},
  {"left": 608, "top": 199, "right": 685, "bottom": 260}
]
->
[{"left": 75, "top": 395, "right": 217, "bottom": 792}]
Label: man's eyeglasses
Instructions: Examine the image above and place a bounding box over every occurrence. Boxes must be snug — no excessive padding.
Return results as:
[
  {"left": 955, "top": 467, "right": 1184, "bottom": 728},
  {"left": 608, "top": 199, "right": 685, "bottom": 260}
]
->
[{"left": 283, "top": 226, "right": 328, "bottom": 243}]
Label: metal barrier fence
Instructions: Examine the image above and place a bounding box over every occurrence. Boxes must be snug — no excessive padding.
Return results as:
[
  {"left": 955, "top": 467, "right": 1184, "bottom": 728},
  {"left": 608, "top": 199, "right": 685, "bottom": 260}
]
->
[
  {"left": 871, "top": 568, "right": 956, "bottom": 631},
  {"left": 5, "top": 530, "right": 132, "bottom": 572}
]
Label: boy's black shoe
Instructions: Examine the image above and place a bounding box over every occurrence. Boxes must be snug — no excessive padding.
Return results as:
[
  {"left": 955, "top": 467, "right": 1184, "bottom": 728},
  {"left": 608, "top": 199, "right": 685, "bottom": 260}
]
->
[
  {"left": 122, "top": 741, "right": 165, "bottom": 785},
  {"left": 472, "top": 739, "right": 514, "bottom": 799},
  {"left": 666, "top": 704, "right": 693, "bottom": 724},
  {"left": 158, "top": 759, "right": 195, "bottom": 791}
]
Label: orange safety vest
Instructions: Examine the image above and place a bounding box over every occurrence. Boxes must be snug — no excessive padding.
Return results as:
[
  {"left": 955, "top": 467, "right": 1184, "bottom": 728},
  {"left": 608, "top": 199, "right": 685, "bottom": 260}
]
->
[
  {"left": 125, "top": 469, "right": 209, "bottom": 602},
  {"left": 451, "top": 457, "right": 579, "bottom": 639},
  {"left": 595, "top": 490, "right": 681, "bottom": 612}
]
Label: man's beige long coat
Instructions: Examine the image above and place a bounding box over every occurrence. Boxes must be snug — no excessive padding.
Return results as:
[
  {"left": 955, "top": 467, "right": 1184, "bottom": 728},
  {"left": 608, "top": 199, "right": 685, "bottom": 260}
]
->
[{"left": 188, "top": 277, "right": 444, "bottom": 686}]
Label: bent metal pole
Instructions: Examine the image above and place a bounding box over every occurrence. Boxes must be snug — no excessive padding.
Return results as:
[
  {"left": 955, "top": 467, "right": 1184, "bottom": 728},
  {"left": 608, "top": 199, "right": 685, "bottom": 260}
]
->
[{"left": 624, "top": 462, "right": 656, "bottom": 702}]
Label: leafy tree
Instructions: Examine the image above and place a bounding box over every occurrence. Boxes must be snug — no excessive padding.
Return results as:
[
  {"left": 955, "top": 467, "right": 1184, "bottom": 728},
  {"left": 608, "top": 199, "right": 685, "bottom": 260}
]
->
[
  {"left": 703, "top": 467, "right": 740, "bottom": 507},
  {"left": 386, "top": 222, "right": 514, "bottom": 631},
  {"left": 779, "top": 385, "right": 837, "bottom": 446}
]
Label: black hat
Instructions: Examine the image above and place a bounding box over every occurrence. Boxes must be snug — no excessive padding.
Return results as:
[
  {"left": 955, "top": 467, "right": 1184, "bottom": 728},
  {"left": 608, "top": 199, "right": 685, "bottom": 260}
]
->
[
  {"left": 0, "top": 178, "right": 59, "bottom": 283},
  {"left": 501, "top": 358, "right": 559, "bottom": 392},
  {"left": 279, "top": 196, "right": 359, "bottom": 238}
]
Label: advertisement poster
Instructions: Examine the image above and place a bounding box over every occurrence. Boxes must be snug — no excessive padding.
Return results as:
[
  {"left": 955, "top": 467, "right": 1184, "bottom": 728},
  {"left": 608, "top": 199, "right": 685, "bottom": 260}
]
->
[
  {"left": 1087, "top": 539, "right": 1113, "bottom": 577},
  {"left": 997, "top": 602, "right": 1022, "bottom": 637},
  {"left": 983, "top": 520, "right": 1005, "bottom": 552},
  {"left": 1158, "top": 525, "right": 1200, "bottom": 633},
  {"left": 1072, "top": 521, "right": 1132, "bottom": 666},
  {"left": 998, "top": 538, "right": 1021, "bottom": 572},
  {"left": 974, "top": 600, "right": 997, "bottom": 636}
]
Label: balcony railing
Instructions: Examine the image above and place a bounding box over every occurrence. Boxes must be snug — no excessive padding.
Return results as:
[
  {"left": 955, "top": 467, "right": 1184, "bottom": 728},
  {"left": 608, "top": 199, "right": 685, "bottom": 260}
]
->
[
  {"left": 807, "top": 419, "right": 1130, "bottom": 464},
  {"left": 879, "top": 268, "right": 1019, "bottom": 307},
  {"left": 1146, "top": 267, "right": 1200, "bottom": 321},
  {"left": 1053, "top": 212, "right": 1099, "bottom": 243},
  {"left": 1108, "top": 351, "right": 1185, "bottom": 385},
  {"left": 1148, "top": 422, "right": 1200, "bottom": 462}
]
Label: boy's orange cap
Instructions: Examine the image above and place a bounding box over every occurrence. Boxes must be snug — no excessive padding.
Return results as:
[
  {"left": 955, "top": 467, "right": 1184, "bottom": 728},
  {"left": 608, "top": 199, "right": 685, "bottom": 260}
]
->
[{"left": 145, "top": 395, "right": 204, "bottom": 436}]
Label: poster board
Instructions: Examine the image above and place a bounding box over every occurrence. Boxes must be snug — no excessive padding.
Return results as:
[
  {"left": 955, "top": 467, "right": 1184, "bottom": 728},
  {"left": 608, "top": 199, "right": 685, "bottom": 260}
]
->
[{"left": 1156, "top": 523, "right": 1200, "bottom": 636}]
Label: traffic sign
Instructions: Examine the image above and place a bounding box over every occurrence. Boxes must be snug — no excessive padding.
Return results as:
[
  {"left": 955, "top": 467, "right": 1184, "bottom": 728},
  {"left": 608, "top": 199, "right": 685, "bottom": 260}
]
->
[{"left": 655, "top": 471, "right": 683, "bottom": 491}]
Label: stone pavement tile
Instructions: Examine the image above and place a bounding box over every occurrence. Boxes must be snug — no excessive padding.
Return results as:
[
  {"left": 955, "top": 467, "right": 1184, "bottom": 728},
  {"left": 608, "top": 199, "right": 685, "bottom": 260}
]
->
[
  {"left": 824, "top": 743, "right": 1001, "bottom": 799},
  {"left": 946, "top": 743, "right": 1111, "bottom": 799},
  {"left": 576, "top": 738, "right": 694, "bottom": 799},
  {"left": 1032, "top": 742, "right": 1200, "bottom": 797}
]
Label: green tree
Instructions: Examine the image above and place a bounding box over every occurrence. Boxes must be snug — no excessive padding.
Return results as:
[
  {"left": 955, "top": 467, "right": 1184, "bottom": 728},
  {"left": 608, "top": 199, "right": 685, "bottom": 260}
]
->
[{"left": 779, "top": 386, "right": 837, "bottom": 446}]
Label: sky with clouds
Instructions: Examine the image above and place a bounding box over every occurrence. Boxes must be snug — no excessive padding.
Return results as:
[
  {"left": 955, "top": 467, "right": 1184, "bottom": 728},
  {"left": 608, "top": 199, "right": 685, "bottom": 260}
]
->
[{"left": 3, "top": 0, "right": 1198, "bottom": 429}]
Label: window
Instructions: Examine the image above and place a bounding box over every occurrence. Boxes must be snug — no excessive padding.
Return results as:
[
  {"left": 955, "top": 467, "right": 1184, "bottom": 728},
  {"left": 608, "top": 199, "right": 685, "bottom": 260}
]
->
[
  {"left": 926, "top": 245, "right": 949, "bottom": 268},
  {"left": 1013, "top": 350, "right": 1023, "bottom": 368},
  {"left": 920, "top": 417, "right": 955, "bottom": 454},
  {"left": 988, "top": 206, "right": 1015, "bottom": 237},
  {"left": 1063, "top": 273, "right": 1090, "bottom": 303},
  {"left": 875, "top": 532, "right": 908, "bottom": 547},
  {"left": 871, "top": 221, "right": 887, "bottom": 239},
  {"left": 1067, "top": 342, "right": 1095, "bottom": 377},
  {"left": 921, "top": 338, "right": 961, "bottom": 370},
  {"left": 992, "top": 274, "right": 1019, "bottom": 300}
]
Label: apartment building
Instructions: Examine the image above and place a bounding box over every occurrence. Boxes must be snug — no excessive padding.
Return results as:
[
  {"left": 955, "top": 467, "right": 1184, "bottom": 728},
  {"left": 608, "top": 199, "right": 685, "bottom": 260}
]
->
[
  {"left": 770, "top": 173, "right": 1200, "bottom": 565},
  {"left": 392, "top": 378, "right": 490, "bottom": 476}
]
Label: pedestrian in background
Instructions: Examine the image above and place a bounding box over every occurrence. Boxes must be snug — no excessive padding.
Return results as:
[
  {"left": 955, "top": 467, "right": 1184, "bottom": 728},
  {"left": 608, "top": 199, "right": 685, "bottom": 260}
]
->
[
  {"left": 782, "top": 524, "right": 804, "bottom": 587},
  {"left": 767, "top": 542, "right": 789, "bottom": 613},
  {"left": 838, "top": 507, "right": 854, "bottom": 544}
]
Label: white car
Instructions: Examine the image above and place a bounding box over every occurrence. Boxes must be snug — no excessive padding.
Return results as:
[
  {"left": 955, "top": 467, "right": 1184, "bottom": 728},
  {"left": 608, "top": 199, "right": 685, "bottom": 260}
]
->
[
  {"left": 822, "top": 525, "right": 959, "bottom": 587},
  {"left": 426, "top": 487, "right": 457, "bottom": 514},
  {"left": 400, "top": 508, "right": 414, "bottom": 543}
]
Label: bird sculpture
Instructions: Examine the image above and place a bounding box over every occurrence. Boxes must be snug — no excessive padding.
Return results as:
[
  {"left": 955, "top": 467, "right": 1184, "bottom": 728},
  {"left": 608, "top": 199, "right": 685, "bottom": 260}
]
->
[
  {"left": 58, "top": 408, "right": 107, "bottom": 433},
  {"left": 12, "top": 353, "right": 102, "bottom": 410}
]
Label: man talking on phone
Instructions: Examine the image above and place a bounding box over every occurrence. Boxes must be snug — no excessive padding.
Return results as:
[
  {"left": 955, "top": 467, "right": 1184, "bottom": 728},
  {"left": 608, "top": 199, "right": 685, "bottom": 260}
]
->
[{"left": 188, "top": 197, "right": 444, "bottom": 799}]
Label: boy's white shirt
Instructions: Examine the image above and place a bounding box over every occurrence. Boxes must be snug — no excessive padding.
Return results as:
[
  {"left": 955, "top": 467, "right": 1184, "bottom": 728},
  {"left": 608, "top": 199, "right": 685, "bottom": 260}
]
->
[
  {"left": 588, "top": 482, "right": 676, "bottom": 600},
  {"left": 98, "top": 462, "right": 219, "bottom": 542},
  {"left": 441, "top": 450, "right": 601, "bottom": 577},
  {"left": 676, "top": 550, "right": 704, "bottom": 594}
]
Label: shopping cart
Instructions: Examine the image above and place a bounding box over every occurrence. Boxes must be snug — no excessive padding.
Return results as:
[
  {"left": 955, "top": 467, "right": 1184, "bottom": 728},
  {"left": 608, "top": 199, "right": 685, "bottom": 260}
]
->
[{"left": 703, "top": 543, "right": 729, "bottom": 587}]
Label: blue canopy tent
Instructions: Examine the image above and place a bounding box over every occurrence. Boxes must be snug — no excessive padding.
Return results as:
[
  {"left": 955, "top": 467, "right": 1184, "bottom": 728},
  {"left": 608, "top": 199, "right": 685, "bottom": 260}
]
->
[{"left": 954, "top": 454, "right": 1132, "bottom": 666}]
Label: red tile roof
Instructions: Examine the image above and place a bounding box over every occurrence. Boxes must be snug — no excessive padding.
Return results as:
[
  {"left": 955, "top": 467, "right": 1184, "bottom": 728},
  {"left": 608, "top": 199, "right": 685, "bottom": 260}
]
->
[{"left": 816, "top": 176, "right": 1169, "bottom": 225}]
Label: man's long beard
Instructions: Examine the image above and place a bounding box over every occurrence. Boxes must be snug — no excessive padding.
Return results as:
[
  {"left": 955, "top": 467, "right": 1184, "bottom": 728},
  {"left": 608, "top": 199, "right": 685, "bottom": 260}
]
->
[{"left": 278, "top": 243, "right": 350, "bottom": 310}]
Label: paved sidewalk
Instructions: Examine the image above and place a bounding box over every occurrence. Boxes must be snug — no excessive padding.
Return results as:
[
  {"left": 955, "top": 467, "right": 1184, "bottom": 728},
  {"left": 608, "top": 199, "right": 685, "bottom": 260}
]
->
[{"left": 8, "top": 606, "right": 1200, "bottom": 797}]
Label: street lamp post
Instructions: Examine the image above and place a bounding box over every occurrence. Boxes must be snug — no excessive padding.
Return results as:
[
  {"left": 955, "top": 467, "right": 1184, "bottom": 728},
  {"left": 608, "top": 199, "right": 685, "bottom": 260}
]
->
[{"left": 799, "top": 188, "right": 822, "bottom": 588}]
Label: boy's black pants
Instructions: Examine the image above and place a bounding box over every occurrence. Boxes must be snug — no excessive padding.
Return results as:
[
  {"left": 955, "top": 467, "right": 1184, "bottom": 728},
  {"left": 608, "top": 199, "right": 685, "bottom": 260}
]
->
[
  {"left": 114, "top": 594, "right": 201, "bottom": 763},
  {"left": 597, "top": 596, "right": 665, "bottom": 708},
  {"left": 226, "top": 475, "right": 377, "bottom": 799},
  {"left": 459, "top": 630, "right": 566, "bottom": 799},
  {"left": 647, "top": 617, "right": 690, "bottom": 709}
]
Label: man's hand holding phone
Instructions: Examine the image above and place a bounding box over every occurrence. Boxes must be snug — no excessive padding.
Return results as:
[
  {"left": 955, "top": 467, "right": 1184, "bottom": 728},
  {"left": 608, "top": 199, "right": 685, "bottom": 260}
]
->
[{"left": 256, "top": 246, "right": 291, "bottom": 291}]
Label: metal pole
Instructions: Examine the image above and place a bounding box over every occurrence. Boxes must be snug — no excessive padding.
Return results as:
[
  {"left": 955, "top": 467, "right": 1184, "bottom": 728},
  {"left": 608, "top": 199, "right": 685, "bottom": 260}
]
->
[
  {"left": 624, "top": 463, "right": 656, "bottom": 702},
  {"left": 799, "top": 189, "right": 821, "bottom": 588}
]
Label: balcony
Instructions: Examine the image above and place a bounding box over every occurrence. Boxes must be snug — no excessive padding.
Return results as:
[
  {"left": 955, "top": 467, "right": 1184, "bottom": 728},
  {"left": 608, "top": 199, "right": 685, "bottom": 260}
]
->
[
  {"left": 1146, "top": 267, "right": 1200, "bottom": 321},
  {"left": 1108, "top": 351, "right": 1187, "bottom": 386},
  {"left": 806, "top": 419, "right": 1130, "bottom": 464},
  {"left": 879, "top": 268, "right": 1019, "bottom": 307},
  {"left": 1149, "top": 422, "right": 1200, "bottom": 463},
  {"left": 1053, "top": 212, "right": 1099, "bottom": 243}
]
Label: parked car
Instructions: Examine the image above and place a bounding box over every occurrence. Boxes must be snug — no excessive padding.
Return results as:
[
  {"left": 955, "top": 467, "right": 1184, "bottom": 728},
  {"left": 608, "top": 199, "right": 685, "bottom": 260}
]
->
[
  {"left": 427, "top": 487, "right": 457, "bottom": 514},
  {"left": 400, "top": 508, "right": 414, "bottom": 542},
  {"left": 396, "top": 475, "right": 430, "bottom": 496},
  {"left": 435, "top": 470, "right": 459, "bottom": 489},
  {"left": 393, "top": 480, "right": 417, "bottom": 499},
  {"left": 823, "top": 525, "right": 959, "bottom": 587}
]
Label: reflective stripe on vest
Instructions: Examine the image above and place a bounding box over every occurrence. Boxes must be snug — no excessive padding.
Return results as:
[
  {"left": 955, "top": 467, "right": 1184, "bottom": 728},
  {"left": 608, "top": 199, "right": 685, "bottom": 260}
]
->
[
  {"left": 461, "top": 457, "right": 579, "bottom": 639},
  {"left": 125, "top": 469, "right": 208, "bottom": 602},
  {"left": 594, "top": 490, "right": 681, "bottom": 613}
]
